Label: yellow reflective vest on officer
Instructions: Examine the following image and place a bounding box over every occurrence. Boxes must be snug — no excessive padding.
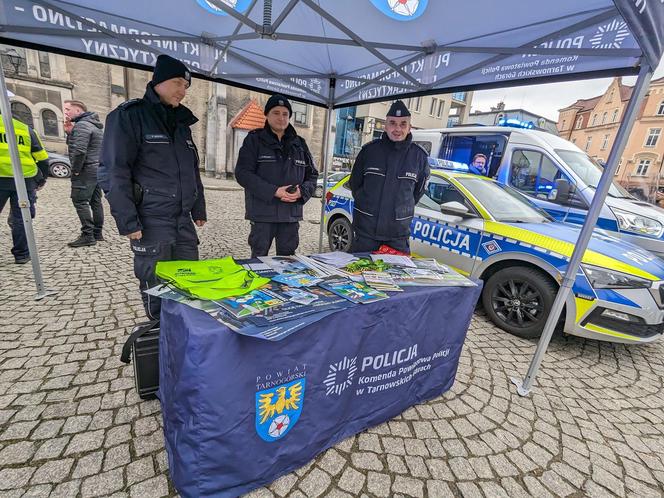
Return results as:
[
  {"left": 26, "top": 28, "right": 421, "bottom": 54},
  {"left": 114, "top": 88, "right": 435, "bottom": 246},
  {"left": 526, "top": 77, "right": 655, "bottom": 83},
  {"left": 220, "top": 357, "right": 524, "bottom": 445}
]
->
[{"left": 0, "top": 118, "right": 48, "bottom": 179}]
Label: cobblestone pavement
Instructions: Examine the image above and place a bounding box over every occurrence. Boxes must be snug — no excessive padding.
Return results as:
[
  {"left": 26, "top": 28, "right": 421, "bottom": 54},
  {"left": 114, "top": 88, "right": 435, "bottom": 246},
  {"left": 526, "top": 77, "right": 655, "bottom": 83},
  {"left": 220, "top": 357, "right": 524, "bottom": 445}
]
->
[{"left": 1, "top": 178, "right": 664, "bottom": 497}]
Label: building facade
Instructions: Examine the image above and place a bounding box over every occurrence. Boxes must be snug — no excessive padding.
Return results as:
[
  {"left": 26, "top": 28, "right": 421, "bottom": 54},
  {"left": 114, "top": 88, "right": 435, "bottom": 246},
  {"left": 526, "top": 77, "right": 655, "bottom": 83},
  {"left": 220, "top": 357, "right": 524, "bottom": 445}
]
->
[
  {"left": 557, "top": 77, "right": 664, "bottom": 202},
  {"left": 0, "top": 44, "right": 327, "bottom": 178},
  {"left": 333, "top": 92, "right": 473, "bottom": 168}
]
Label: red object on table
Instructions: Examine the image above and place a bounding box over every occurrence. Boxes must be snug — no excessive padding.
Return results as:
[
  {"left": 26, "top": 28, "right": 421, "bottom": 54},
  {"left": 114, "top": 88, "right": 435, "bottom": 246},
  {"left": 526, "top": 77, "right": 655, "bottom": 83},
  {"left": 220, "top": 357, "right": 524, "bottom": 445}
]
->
[{"left": 372, "top": 244, "right": 410, "bottom": 256}]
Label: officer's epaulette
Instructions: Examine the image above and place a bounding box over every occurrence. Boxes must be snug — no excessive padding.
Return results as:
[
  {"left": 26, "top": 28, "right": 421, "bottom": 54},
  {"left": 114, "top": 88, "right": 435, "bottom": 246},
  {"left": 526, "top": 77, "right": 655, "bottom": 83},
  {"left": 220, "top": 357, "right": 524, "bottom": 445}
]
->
[{"left": 118, "top": 98, "right": 143, "bottom": 110}]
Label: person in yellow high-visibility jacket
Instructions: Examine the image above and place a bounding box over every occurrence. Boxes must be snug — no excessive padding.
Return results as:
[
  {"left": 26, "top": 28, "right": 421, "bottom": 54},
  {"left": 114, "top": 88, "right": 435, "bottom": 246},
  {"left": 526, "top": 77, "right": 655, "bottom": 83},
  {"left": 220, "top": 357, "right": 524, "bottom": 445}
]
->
[{"left": 0, "top": 115, "right": 49, "bottom": 264}]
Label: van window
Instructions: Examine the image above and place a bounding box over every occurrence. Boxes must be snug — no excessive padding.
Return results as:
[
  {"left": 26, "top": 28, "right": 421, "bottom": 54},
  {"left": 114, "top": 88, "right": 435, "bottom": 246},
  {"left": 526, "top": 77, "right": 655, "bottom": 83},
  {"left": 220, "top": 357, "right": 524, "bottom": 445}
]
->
[
  {"left": 438, "top": 134, "right": 508, "bottom": 177},
  {"left": 509, "top": 149, "right": 573, "bottom": 202},
  {"left": 414, "top": 141, "right": 432, "bottom": 154},
  {"left": 419, "top": 176, "right": 477, "bottom": 215}
]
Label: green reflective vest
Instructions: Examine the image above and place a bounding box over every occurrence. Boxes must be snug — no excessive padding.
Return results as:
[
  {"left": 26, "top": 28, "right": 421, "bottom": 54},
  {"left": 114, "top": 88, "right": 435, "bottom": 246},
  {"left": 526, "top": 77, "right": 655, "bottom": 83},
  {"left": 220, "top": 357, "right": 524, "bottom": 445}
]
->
[
  {"left": 0, "top": 118, "right": 44, "bottom": 179},
  {"left": 156, "top": 257, "right": 270, "bottom": 300}
]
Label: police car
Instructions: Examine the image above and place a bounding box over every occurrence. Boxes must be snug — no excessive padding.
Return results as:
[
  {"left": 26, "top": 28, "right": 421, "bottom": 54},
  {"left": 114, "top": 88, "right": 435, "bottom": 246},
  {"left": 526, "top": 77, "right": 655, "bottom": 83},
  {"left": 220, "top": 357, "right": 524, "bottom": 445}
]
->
[{"left": 324, "top": 171, "right": 664, "bottom": 344}]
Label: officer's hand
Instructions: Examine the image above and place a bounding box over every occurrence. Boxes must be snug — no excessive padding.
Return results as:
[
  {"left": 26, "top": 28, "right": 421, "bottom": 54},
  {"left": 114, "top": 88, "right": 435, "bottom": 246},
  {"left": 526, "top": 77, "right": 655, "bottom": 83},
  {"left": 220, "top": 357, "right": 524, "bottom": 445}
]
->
[
  {"left": 195, "top": 220, "right": 206, "bottom": 227},
  {"left": 275, "top": 186, "right": 297, "bottom": 203},
  {"left": 127, "top": 230, "right": 142, "bottom": 240},
  {"left": 292, "top": 186, "right": 302, "bottom": 200}
]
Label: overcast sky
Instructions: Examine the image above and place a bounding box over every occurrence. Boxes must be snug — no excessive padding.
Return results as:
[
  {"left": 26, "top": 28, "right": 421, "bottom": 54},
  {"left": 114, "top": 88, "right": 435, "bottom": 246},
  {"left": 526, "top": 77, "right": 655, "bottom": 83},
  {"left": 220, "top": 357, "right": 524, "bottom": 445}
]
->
[{"left": 470, "top": 59, "right": 664, "bottom": 122}]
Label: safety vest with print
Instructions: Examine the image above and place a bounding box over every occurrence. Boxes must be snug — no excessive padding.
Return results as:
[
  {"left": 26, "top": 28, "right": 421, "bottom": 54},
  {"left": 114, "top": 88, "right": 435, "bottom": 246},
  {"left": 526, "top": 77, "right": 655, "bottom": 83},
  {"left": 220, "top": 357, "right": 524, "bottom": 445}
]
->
[{"left": 0, "top": 118, "right": 46, "bottom": 178}]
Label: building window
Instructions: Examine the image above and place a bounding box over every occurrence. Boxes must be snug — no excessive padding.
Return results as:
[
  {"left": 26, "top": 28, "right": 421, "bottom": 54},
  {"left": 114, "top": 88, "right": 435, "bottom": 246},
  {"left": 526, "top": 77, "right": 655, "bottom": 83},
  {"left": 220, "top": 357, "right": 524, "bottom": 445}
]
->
[
  {"left": 612, "top": 109, "right": 619, "bottom": 122},
  {"left": 658, "top": 100, "right": 664, "bottom": 116},
  {"left": 413, "top": 97, "right": 421, "bottom": 112},
  {"left": 601, "top": 134, "right": 610, "bottom": 150},
  {"left": 436, "top": 99, "right": 444, "bottom": 119},
  {"left": 41, "top": 109, "right": 58, "bottom": 136},
  {"left": 591, "top": 114, "right": 597, "bottom": 126},
  {"left": 0, "top": 46, "right": 28, "bottom": 75},
  {"left": 38, "top": 52, "right": 51, "bottom": 79},
  {"left": 585, "top": 136, "right": 592, "bottom": 151},
  {"left": 576, "top": 116, "right": 583, "bottom": 129},
  {"left": 615, "top": 159, "right": 622, "bottom": 176},
  {"left": 561, "top": 119, "right": 566, "bottom": 130},
  {"left": 11, "top": 101, "right": 33, "bottom": 128},
  {"left": 607, "top": 89, "right": 614, "bottom": 102},
  {"left": 636, "top": 159, "right": 650, "bottom": 176},
  {"left": 291, "top": 102, "right": 308, "bottom": 126},
  {"left": 645, "top": 128, "right": 661, "bottom": 147},
  {"left": 601, "top": 112, "right": 607, "bottom": 125},
  {"left": 572, "top": 138, "right": 577, "bottom": 144},
  {"left": 429, "top": 98, "right": 438, "bottom": 116}
]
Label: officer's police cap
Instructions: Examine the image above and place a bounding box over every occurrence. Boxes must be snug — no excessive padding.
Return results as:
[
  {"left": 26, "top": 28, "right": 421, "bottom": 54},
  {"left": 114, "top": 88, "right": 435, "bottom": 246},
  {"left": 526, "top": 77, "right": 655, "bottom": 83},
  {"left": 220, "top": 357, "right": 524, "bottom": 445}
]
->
[
  {"left": 387, "top": 100, "right": 411, "bottom": 118},
  {"left": 152, "top": 54, "right": 191, "bottom": 86}
]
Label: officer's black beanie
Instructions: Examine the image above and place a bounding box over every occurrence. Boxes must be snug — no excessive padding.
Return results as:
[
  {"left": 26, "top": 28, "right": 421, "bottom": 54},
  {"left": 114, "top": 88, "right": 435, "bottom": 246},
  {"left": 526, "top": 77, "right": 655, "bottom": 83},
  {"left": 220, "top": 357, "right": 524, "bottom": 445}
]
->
[
  {"left": 152, "top": 55, "right": 191, "bottom": 86},
  {"left": 387, "top": 100, "right": 411, "bottom": 118},
  {"left": 264, "top": 94, "right": 292, "bottom": 116}
]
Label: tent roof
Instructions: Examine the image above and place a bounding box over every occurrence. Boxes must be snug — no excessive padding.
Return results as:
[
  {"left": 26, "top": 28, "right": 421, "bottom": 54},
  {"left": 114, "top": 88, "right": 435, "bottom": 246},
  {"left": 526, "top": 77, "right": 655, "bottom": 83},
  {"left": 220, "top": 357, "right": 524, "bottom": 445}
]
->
[{"left": 0, "top": 0, "right": 662, "bottom": 108}]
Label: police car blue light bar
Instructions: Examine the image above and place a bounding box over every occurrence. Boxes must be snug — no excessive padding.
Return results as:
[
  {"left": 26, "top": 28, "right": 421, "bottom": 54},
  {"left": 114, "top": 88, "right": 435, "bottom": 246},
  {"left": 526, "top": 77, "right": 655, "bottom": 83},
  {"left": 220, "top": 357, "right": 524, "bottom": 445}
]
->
[
  {"left": 497, "top": 117, "right": 535, "bottom": 129},
  {"left": 428, "top": 157, "right": 470, "bottom": 171}
]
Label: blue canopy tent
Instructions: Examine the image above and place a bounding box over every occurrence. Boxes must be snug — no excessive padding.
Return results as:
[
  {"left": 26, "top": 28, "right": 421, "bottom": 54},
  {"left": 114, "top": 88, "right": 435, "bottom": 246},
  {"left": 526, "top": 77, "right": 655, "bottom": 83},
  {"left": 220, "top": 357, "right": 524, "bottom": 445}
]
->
[{"left": 1, "top": 0, "right": 663, "bottom": 393}]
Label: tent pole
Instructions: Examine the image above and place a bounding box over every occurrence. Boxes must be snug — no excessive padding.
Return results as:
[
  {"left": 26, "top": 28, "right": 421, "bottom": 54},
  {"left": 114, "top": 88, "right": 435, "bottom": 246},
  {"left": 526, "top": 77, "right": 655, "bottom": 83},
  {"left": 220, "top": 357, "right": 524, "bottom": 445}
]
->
[
  {"left": 0, "top": 63, "right": 54, "bottom": 300},
  {"left": 317, "top": 79, "right": 336, "bottom": 252},
  {"left": 512, "top": 63, "right": 653, "bottom": 397}
]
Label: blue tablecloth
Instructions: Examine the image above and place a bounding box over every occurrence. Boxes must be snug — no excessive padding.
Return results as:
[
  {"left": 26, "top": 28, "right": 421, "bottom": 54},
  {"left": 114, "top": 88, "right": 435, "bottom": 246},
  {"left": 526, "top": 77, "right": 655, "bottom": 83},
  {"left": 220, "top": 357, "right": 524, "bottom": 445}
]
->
[{"left": 159, "top": 283, "right": 482, "bottom": 497}]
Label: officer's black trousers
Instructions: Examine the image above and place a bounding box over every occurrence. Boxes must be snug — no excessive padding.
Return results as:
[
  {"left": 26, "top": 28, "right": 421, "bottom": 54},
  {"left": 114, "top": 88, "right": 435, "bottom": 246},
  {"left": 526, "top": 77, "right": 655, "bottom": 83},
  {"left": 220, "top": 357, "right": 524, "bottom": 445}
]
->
[
  {"left": 350, "top": 231, "right": 410, "bottom": 254},
  {"left": 248, "top": 221, "right": 299, "bottom": 258},
  {"left": 131, "top": 216, "right": 199, "bottom": 320},
  {"left": 0, "top": 188, "right": 36, "bottom": 260},
  {"left": 71, "top": 176, "right": 104, "bottom": 238}
]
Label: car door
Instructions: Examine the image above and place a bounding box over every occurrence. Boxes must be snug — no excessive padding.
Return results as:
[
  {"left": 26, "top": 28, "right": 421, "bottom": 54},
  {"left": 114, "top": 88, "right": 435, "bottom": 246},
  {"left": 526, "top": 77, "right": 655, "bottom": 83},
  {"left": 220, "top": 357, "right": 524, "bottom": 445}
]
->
[
  {"left": 504, "top": 147, "right": 571, "bottom": 222},
  {"left": 411, "top": 175, "right": 484, "bottom": 276}
]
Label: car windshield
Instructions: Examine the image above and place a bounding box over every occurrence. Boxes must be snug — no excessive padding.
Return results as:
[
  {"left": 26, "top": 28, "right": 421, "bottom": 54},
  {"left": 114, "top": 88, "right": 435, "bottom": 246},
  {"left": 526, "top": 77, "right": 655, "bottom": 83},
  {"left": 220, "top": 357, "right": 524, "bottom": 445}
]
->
[
  {"left": 456, "top": 177, "right": 552, "bottom": 223},
  {"left": 554, "top": 149, "right": 632, "bottom": 199}
]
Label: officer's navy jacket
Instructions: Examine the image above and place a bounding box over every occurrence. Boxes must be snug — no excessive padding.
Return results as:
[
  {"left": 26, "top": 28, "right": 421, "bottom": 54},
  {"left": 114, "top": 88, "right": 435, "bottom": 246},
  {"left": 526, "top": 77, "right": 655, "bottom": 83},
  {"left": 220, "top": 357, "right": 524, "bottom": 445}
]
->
[
  {"left": 102, "top": 84, "right": 206, "bottom": 236},
  {"left": 235, "top": 123, "right": 318, "bottom": 223},
  {"left": 349, "top": 132, "right": 430, "bottom": 240}
]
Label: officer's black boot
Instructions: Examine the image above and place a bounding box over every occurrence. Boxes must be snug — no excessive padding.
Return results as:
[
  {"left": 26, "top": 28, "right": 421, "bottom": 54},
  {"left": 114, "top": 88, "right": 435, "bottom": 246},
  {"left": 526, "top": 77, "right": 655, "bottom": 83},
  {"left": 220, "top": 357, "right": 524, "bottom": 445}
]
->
[
  {"left": 68, "top": 234, "right": 96, "bottom": 247},
  {"left": 94, "top": 230, "right": 105, "bottom": 242}
]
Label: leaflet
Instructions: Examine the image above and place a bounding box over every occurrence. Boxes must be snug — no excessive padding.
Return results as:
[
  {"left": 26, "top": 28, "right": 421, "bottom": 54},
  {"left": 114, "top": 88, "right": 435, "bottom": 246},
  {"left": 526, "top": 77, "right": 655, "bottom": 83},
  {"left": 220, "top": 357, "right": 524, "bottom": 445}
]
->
[
  {"left": 216, "top": 288, "right": 286, "bottom": 318},
  {"left": 320, "top": 278, "right": 389, "bottom": 304},
  {"left": 272, "top": 272, "right": 323, "bottom": 288}
]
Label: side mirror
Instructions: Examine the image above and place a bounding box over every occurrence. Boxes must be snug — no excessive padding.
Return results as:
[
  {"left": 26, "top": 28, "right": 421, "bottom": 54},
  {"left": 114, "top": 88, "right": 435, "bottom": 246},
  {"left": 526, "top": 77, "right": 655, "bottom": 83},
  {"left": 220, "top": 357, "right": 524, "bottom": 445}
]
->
[
  {"left": 440, "top": 201, "right": 473, "bottom": 218},
  {"left": 550, "top": 178, "right": 571, "bottom": 203}
]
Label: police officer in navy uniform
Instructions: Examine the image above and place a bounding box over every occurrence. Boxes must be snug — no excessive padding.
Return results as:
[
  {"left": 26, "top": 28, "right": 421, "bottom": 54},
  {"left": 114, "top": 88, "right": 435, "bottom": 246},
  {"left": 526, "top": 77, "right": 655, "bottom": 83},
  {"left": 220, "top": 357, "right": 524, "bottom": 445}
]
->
[
  {"left": 103, "top": 54, "right": 207, "bottom": 319},
  {"left": 349, "top": 100, "right": 429, "bottom": 254},
  {"left": 235, "top": 94, "right": 318, "bottom": 258}
]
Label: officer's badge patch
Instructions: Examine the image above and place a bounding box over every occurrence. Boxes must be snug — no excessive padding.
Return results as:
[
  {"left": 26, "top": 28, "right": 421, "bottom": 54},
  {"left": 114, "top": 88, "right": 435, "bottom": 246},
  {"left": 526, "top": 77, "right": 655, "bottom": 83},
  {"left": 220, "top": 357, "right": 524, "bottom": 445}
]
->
[
  {"left": 256, "top": 378, "right": 305, "bottom": 442},
  {"left": 396, "top": 110, "right": 402, "bottom": 116},
  {"left": 482, "top": 240, "right": 502, "bottom": 255},
  {"left": 278, "top": 100, "right": 284, "bottom": 106}
]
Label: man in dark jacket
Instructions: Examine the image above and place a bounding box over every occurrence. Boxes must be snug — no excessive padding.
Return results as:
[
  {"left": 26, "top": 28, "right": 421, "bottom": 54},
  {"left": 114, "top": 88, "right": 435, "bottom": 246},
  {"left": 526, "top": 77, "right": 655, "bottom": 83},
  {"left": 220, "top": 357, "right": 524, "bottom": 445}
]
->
[
  {"left": 64, "top": 100, "right": 105, "bottom": 247},
  {"left": 235, "top": 94, "right": 318, "bottom": 258},
  {"left": 349, "top": 100, "right": 430, "bottom": 254},
  {"left": 102, "top": 54, "right": 207, "bottom": 320}
]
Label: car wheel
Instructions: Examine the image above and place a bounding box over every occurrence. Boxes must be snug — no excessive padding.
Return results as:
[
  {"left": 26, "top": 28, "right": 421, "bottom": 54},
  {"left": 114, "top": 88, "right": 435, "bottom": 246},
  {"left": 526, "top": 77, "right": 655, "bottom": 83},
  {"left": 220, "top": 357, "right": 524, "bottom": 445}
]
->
[
  {"left": 49, "top": 162, "right": 71, "bottom": 178},
  {"left": 314, "top": 186, "right": 323, "bottom": 198},
  {"left": 328, "top": 217, "right": 353, "bottom": 252},
  {"left": 482, "top": 266, "right": 558, "bottom": 339}
]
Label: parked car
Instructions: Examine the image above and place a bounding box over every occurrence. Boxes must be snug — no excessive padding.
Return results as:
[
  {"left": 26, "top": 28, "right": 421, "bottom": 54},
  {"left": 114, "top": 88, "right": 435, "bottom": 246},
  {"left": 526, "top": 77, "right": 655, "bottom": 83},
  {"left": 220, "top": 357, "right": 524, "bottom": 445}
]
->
[
  {"left": 324, "top": 170, "right": 664, "bottom": 344},
  {"left": 46, "top": 152, "right": 72, "bottom": 178},
  {"left": 411, "top": 125, "right": 664, "bottom": 259},
  {"left": 314, "top": 171, "right": 349, "bottom": 197}
]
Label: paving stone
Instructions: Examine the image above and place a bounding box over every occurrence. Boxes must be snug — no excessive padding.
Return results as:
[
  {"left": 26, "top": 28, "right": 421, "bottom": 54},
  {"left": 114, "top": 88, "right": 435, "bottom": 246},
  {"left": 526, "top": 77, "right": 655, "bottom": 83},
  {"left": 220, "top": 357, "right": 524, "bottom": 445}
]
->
[
  {"left": 64, "top": 429, "right": 104, "bottom": 455},
  {"left": 126, "top": 456, "right": 155, "bottom": 486},
  {"left": 105, "top": 424, "right": 132, "bottom": 447},
  {"left": 387, "top": 454, "right": 408, "bottom": 474},
  {"left": 0, "top": 467, "right": 36, "bottom": 490},
  {"left": 298, "top": 468, "right": 331, "bottom": 498},
  {"left": 366, "top": 472, "right": 391, "bottom": 497},
  {"left": 426, "top": 480, "right": 454, "bottom": 498},
  {"left": 317, "top": 449, "right": 346, "bottom": 476},
  {"left": 0, "top": 441, "right": 36, "bottom": 465},
  {"left": 133, "top": 431, "right": 164, "bottom": 456},
  {"left": 103, "top": 443, "right": 131, "bottom": 471},
  {"left": 337, "top": 467, "right": 365, "bottom": 495},
  {"left": 21, "top": 484, "right": 53, "bottom": 498},
  {"left": 32, "top": 437, "right": 69, "bottom": 461},
  {"left": 357, "top": 433, "right": 382, "bottom": 453},
  {"left": 392, "top": 476, "right": 423, "bottom": 498},
  {"left": 72, "top": 450, "right": 104, "bottom": 478},
  {"left": 81, "top": 468, "right": 124, "bottom": 497},
  {"left": 351, "top": 452, "right": 383, "bottom": 471},
  {"left": 0, "top": 421, "right": 39, "bottom": 440},
  {"left": 30, "top": 458, "right": 74, "bottom": 484},
  {"left": 50, "top": 479, "right": 82, "bottom": 498},
  {"left": 449, "top": 457, "right": 478, "bottom": 480},
  {"left": 593, "top": 465, "right": 626, "bottom": 497},
  {"left": 269, "top": 474, "right": 298, "bottom": 497},
  {"left": 61, "top": 415, "right": 92, "bottom": 434}
]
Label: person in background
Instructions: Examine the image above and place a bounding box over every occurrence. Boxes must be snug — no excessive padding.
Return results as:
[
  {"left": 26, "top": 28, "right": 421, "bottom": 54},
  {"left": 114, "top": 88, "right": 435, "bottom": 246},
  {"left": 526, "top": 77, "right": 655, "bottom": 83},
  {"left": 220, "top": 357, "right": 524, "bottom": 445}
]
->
[
  {"left": 64, "top": 99, "right": 105, "bottom": 247},
  {"left": 468, "top": 153, "right": 488, "bottom": 176},
  {"left": 0, "top": 106, "right": 49, "bottom": 264}
]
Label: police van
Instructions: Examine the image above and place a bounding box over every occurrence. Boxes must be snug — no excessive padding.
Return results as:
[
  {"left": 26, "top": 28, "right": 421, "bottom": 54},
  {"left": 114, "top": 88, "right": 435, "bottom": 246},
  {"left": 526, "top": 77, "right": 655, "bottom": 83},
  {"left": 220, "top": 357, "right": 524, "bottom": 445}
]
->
[
  {"left": 324, "top": 171, "right": 664, "bottom": 344},
  {"left": 411, "top": 125, "right": 664, "bottom": 259}
]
